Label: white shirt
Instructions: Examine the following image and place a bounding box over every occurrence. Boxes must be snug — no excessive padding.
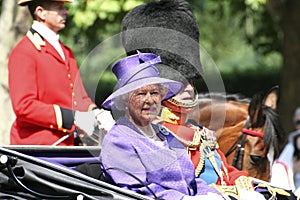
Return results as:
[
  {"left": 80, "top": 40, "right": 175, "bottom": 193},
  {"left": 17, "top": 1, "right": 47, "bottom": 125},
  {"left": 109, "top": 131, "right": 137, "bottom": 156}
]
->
[{"left": 32, "top": 21, "right": 65, "bottom": 60}]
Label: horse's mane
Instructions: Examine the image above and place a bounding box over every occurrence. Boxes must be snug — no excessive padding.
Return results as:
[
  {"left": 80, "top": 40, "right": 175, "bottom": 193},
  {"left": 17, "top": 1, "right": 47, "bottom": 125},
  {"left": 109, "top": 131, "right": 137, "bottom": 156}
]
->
[
  {"left": 263, "top": 106, "right": 285, "bottom": 158},
  {"left": 198, "top": 92, "right": 251, "bottom": 104}
]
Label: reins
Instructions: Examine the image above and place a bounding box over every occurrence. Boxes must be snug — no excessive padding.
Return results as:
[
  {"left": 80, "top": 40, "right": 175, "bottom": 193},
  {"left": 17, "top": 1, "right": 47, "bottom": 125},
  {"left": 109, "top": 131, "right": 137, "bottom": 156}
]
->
[
  {"left": 242, "top": 128, "right": 264, "bottom": 138},
  {"left": 225, "top": 117, "right": 264, "bottom": 170}
]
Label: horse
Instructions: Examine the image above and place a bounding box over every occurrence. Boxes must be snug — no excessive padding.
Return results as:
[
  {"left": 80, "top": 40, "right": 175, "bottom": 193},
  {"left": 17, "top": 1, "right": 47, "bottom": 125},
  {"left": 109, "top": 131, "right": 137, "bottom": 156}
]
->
[{"left": 189, "top": 86, "right": 285, "bottom": 181}]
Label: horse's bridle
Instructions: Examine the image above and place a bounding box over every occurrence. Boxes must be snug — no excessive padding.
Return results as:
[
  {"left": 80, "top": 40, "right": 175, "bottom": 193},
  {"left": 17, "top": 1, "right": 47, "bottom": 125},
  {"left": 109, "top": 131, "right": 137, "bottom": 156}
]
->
[{"left": 224, "top": 117, "right": 264, "bottom": 170}]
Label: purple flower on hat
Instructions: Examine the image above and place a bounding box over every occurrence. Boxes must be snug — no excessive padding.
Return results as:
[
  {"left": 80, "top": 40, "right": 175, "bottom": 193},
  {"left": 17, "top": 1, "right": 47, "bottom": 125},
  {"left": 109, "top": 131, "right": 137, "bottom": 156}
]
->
[{"left": 114, "top": 51, "right": 161, "bottom": 90}]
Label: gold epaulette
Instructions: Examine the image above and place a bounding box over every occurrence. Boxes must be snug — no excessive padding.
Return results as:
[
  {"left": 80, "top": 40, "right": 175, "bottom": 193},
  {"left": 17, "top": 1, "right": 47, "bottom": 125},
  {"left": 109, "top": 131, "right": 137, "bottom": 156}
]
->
[
  {"left": 210, "top": 183, "right": 239, "bottom": 199},
  {"left": 211, "top": 176, "right": 255, "bottom": 199},
  {"left": 235, "top": 175, "right": 254, "bottom": 192},
  {"left": 26, "top": 30, "right": 46, "bottom": 51},
  {"left": 249, "top": 177, "right": 291, "bottom": 196},
  {"left": 255, "top": 183, "right": 291, "bottom": 197},
  {"left": 159, "top": 107, "right": 180, "bottom": 124}
]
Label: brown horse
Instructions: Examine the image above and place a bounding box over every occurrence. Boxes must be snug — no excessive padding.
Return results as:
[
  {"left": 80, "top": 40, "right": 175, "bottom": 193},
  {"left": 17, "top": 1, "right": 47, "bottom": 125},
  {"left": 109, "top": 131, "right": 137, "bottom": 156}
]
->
[{"left": 189, "top": 86, "right": 285, "bottom": 181}]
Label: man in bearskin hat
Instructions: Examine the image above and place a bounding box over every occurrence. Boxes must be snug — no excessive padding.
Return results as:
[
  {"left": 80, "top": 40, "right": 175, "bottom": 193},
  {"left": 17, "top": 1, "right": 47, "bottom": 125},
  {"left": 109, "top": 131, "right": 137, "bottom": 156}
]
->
[{"left": 119, "top": 0, "right": 295, "bottom": 199}]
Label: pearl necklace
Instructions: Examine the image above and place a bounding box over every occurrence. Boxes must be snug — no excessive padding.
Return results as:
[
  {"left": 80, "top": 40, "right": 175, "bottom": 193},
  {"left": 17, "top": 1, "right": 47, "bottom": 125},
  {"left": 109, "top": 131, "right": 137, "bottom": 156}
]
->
[
  {"left": 128, "top": 117, "right": 157, "bottom": 139},
  {"left": 136, "top": 124, "right": 157, "bottom": 139}
]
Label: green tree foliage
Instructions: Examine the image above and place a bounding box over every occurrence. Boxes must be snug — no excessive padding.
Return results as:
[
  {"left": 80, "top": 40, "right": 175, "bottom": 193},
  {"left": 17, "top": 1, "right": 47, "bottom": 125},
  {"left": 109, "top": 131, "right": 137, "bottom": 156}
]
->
[
  {"left": 61, "top": 0, "right": 145, "bottom": 61},
  {"left": 192, "top": 0, "right": 282, "bottom": 72},
  {"left": 189, "top": 0, "right": 281, "bottom": 98}
]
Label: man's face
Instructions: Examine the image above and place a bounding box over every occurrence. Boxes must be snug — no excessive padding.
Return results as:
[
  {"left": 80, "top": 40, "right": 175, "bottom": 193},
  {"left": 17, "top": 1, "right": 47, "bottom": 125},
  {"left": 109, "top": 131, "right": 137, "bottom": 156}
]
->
[
  {"left": 40, "top": 2, "right": 68, "bottom": 33},
  {"left": 172, "top": 82, "right": 195, "bottom": 104},
  {"left": 127, "top": 84, "right": 162, "bottom": 127}
]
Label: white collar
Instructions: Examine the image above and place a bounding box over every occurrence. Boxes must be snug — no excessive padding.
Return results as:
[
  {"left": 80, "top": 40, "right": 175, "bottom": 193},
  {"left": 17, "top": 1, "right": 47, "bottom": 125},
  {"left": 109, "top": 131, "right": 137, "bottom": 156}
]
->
[
  {"left": 32, "top": 21, "right": 60, "bottom": 45},
  {"left": 32, "top": 21, "right": 65, "bottom": 60}
]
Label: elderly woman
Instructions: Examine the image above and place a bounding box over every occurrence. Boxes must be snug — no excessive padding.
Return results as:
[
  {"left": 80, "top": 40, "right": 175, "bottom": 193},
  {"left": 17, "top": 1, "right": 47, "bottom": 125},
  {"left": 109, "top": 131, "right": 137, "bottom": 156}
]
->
[{"left": 100, "top": 51, "right": 225, "bottom": 200}]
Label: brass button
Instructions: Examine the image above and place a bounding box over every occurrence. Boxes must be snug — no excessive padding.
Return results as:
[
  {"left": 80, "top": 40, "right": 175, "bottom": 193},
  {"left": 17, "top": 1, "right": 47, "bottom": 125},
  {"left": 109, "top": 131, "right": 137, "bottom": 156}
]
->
[
  {"left": 74, "top": 101, "right": 77, "bottom": 106},
  {"left": 67, "top": 74, "right": 71, "bottom": 79},
  {"left": 72, "top": 92, "right": 75, "bottom": 97},
  {"left": 70, "top": 83, "right": 73, "bottom": 88},
  {"left": 50, "top": 125, "right": 54, "bottom": 129}
]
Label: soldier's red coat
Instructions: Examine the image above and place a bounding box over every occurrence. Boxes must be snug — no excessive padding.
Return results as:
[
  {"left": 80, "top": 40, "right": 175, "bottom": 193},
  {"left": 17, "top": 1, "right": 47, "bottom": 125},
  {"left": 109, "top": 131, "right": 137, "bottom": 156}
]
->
[
  {"left": 8, "top": 29, "right": 95, "bottom": 145},
  {"left": 160, "top": 121, "right": 249, "bottom": 185}
]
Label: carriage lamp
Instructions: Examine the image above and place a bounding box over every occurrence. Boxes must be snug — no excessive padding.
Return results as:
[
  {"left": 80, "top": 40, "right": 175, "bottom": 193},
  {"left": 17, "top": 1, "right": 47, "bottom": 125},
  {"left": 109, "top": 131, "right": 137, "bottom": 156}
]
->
[{"left": 0, "top": 154, "right": 17, "bottom": 168}]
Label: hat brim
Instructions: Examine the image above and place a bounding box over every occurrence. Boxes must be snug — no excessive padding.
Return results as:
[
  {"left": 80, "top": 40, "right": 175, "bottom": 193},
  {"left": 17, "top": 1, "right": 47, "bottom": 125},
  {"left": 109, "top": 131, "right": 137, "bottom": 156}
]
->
[
  {"left": 18, "top": 0, "right": 73, "bottom": 6},
  {"left": 102, "top": 77, "right": 183, "bottom": 110}
]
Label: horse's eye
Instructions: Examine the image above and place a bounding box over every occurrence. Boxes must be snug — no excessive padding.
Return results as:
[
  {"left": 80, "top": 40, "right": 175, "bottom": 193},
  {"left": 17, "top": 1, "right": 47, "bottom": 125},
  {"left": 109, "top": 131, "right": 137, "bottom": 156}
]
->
[{"left": 249, "top": 155, "right": 263, "bottom": 166}]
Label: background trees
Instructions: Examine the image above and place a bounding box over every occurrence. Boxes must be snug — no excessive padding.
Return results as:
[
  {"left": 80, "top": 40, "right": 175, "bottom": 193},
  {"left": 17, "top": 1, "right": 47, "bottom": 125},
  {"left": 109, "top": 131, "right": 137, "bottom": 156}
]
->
[
  {"left": 202, "top": 0, "right": 300, "bottom": 135},
  {"left": 0, "top": 0, "right": 299, "bottom": 145}
]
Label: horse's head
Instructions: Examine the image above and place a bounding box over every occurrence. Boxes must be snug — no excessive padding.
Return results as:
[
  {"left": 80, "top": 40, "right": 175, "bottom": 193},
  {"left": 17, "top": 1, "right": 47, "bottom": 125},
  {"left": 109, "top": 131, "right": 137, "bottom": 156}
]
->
[
  {"left": 239, "top": 86, "right": 284, "bottom": 181},
  {"left": 192, "top": 86, "right": 285, "bottom": 181}
]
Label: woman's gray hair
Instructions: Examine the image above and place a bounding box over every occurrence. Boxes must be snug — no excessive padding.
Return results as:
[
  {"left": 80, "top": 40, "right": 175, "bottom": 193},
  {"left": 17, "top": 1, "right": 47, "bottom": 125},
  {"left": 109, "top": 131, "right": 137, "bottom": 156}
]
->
[{"left": 113, "top": 84, "right": 168, "bottom": 111}]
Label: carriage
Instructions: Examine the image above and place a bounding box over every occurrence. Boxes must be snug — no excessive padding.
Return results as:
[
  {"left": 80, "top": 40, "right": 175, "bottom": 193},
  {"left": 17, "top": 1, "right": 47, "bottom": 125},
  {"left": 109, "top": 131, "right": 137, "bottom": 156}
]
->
[{"left": 0, "top": 145, "right": 153, "bottom": 200}]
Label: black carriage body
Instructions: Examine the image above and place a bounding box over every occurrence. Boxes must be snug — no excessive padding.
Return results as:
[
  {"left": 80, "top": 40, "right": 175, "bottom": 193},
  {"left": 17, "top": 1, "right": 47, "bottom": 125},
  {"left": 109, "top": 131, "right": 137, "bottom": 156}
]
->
[{"left": 0, "top": 146, "right": 153, "bottom": 200}]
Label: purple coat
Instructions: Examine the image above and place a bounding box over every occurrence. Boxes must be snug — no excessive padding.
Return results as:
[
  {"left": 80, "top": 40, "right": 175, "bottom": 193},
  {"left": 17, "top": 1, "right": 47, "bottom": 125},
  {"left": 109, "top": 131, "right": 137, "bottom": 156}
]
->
[{"left": 100, "top": 117, "right": 220, "bottom": 200}]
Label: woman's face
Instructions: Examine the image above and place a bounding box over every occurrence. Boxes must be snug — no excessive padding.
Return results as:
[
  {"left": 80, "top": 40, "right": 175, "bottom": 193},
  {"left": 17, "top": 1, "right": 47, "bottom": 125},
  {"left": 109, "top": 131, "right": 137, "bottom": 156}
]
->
[{"left": 127, "top": 84, "right": 162, "bottom": 127}]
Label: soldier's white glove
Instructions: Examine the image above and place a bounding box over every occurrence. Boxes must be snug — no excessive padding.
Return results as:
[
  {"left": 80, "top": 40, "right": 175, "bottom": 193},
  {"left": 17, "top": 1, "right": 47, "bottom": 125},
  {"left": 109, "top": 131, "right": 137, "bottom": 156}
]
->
[
  {"left": 239, "top": 189, "right": 266, "bottom": 200},
  {"left": 94, "top": 108, "right": 115, "bottom": 133},
  {"left": 74, "top": 110, "right": 98, "bottom": 136},
  {"left": 182, "top": 192, "right": 225, "bottom": 200}
]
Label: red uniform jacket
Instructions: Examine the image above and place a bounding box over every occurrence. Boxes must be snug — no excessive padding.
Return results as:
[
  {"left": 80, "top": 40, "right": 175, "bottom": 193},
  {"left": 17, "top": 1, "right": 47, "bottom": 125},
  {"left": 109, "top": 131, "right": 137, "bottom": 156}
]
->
[
  {"left": 160, "top": 121, "right": 249, "bottom": 185},
  {"left": 8, "top": 28, "right": 95, "bottom": 145}
]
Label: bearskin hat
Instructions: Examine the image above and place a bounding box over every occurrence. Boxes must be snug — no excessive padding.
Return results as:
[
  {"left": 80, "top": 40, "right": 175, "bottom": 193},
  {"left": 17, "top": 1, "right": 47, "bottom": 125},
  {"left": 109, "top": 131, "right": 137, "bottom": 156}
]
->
[{"left": 121, "top": 0, "right": 203, "bottom": 82}]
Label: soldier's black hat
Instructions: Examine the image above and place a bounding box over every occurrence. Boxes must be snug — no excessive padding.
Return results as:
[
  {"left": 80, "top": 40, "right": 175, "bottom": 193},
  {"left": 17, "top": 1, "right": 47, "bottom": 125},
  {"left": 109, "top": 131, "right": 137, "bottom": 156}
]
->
[{"left": 121, "top": 0, "right": 203, "bottom": 82}]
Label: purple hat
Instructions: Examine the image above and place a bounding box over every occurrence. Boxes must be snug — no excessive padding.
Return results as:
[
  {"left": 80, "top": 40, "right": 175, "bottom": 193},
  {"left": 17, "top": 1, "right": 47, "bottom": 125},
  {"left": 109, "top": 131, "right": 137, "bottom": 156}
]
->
[{"left": 102, "top": 51, "right": 183, "bottom": 110}]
